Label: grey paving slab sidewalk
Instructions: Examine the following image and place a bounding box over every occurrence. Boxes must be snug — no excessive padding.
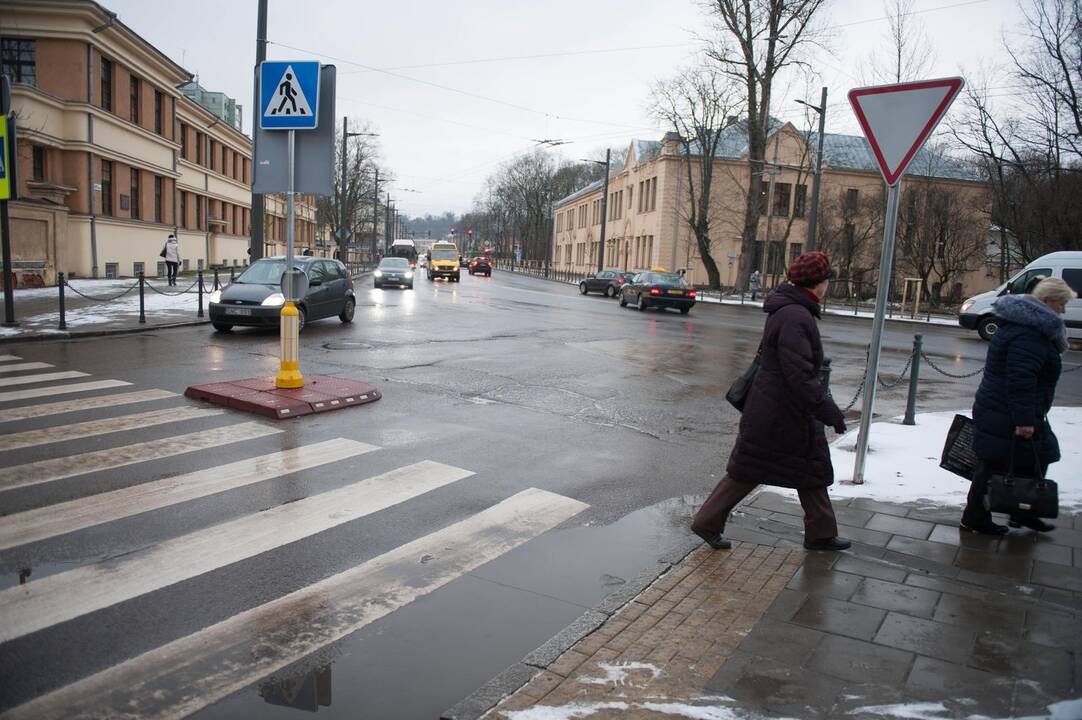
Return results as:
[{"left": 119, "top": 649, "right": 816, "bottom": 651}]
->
[{"left": 475, "top": 491, "right": 1082, "bottom": 720}]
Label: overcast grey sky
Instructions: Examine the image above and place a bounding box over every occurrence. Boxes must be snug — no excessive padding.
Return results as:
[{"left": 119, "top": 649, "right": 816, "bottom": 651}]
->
[{"left": 106, "top": 0, "right": 1023, "bottom": 216}]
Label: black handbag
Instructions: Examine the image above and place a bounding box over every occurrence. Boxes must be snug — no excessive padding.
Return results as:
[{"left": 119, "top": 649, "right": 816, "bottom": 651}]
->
[
  {"left": 988, "top": 439, "right": 1059, "bottom": 519},
  {"left": 725, "top": 343, "right": 762, "bottom": 412},
  {"left": 940, "top": 414, "right": 979, "bottom": 480}
]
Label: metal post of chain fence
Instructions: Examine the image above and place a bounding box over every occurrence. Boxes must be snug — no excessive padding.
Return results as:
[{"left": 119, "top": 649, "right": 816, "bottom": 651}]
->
[
  {"left": 57, "top": 272, "right": 67, "bottom": 331},
  {"left": 213, "top": 268, "right": 220, "bottom": 291},
  {"left": 230, "top": 266, "right": 236, "bottom": 283},
  {"left": 903, "top": 334, "right": 922, "bottom": 425},
  {"left": 197, "top": 269, "right": 204, "bottom": 318},
  {"left": 138, "top": 272, "right": 145, "bottom": 324}
]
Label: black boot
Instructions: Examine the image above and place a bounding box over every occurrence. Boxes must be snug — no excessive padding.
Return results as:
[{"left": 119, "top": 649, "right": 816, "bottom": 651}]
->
[
  {"left": 804, "top": 536, "right": 851, "bottom": 551},
  {"left": 959, "top": 520, "right": 1009, "bottom": 536},
  {"left": 691, "top": 524, "right": 731, "bottom": 550},
  {"left": 1008, "top": 517, "right": 1055, "bottom": 532}
]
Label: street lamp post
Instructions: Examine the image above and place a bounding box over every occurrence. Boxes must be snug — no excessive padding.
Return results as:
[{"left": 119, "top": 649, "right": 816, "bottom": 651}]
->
[
  {"left": 797, "top": 87, "right": 827, "bottom": 252},
  {"left": 581, "top": 149, "right": 611, "bottom": 273}
]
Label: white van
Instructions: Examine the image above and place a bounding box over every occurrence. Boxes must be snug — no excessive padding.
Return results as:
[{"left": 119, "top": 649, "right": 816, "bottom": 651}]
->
[{"left": 959, "top": 251, "right": 1082, "bottom": 341}]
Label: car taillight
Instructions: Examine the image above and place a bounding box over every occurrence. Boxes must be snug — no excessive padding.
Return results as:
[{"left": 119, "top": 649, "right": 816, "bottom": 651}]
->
[
  {"left": 649, "top": 288, "right": 661, "bottom": 295},
  {"left": 688, "top": 291, "right": 697, "bottom": 298}
]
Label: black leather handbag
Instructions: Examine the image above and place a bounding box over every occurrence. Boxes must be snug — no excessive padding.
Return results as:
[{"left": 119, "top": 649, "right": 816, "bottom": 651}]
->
[
  {"left": 988, "top": 439, "right": 1059, "bottom": 519},
  {"left": 725, "top": 343, "right": 762, "bottom": 412}
]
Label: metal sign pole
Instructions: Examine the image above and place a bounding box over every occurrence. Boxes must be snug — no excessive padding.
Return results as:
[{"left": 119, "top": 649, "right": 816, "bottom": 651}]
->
[
  {"left": 276, "top": 129, "right": 303, "bottom": 389},
  {"left": 852, "top": 181, "right": 902, "bottom": 484}
]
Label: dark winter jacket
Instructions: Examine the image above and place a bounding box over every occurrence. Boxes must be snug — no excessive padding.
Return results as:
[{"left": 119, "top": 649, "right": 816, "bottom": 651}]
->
[
  {"left": 727, "top": 283, "right": 845, "bottom": 489},
  {"left": 972, "top": 294, "right": 1063, "bottom": 468}
]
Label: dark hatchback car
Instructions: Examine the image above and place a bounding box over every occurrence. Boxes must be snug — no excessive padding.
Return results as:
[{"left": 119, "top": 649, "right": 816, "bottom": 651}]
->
[
  {"left": 374, "top": 257, "right": 415, "bottom": 289},
  {"left": 468, "top": 257, "right": 493, "bottom": 276},
  {"left": 619, "top": 271, "right": 697, "bottom": 314},
  {"left": 579, "top": 269, "right": 636, "bottom": 297},
  {"left": 208, "top": 256, "right": 355, "bottom": 332}
]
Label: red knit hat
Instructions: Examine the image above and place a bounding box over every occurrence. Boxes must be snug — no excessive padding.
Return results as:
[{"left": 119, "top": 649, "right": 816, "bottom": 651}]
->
[{"left": 787, "top": 251, "right": 835, "bottom": 287}]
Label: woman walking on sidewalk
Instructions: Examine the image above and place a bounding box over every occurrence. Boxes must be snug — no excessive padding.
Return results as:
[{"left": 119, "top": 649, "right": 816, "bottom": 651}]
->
[
  {"left": 960, "top": 277, "right": 1075, "bottom": 535},
  {"left": 692, "top": 252, "right": 851, "bottom": 552},
  {"left": 162, "top": 234, "right": 181, "bottom": 286}
]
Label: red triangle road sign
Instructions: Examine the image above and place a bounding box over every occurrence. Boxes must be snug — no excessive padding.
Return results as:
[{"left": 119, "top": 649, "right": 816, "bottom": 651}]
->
[{"left": 848, "top": 77, "right": 964, "bottom": 186}]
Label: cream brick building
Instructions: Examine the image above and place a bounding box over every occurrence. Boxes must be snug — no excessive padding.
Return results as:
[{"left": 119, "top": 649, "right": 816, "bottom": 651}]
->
[
  {"left": 554, "top": 121, "right": 991, "bottom": 299},
  {"left": 0, "top": 0, "right": 321, "bottom": 285}
]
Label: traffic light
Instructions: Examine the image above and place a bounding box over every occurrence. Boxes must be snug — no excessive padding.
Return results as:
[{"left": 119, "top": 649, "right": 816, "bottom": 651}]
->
[{"left": 467, "top": 228, "right": 473, "bottom": 237}]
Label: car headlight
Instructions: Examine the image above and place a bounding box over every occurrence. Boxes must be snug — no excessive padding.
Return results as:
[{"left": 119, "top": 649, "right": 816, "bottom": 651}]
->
[
  {"left": 374, "top": 270, "right": 383, "bottom": 277},
  {"left": 262, "top": 293, "right": 285, "bottom": 307},
  {"left": 960, "top": 300, "right": 974, "bottom": 313},
  {"left": 208, "top": 290, "right": 222, "bottom": 303},
  {"left": 405, "top": 271, "right": 413, "bottom": 278}
]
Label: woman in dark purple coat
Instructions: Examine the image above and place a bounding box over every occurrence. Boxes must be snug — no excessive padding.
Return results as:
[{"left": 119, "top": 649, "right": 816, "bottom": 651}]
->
[{"left": 692, "top": 252, "right": 851, "bottom": 551}]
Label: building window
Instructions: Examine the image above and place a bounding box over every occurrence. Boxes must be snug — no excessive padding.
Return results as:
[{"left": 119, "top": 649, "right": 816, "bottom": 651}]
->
[
  {"left": 157, "top": 261, "right": 166, "bottom": 277},
  {"left": 179, "top": 191, "right": 187, "bottom": 229},
  {"left": 129, "top": 76, "right": 140, "bottom": 125},
  {"left": 794, "top": 184, "right": 807, "bottom": 218},
  {"left": 154, "top": 176, "right": 163, "bottom": 223},
  {"left": 31, "top": 145, "right": 44, "bottom": 182},
  {"left": 772, "top": 183, "right": 791, "bottom": 217},
  {"left": 1, "top": 38, "right": 36, "bottom": 86},
  {"left": 221, "top": 145, "right": 227, "bottom": 175},
  {"left": 105, "top": 262, "right": 119, "bottom": 279},
  {"left": 183, "top": 259, "right": 190, "bottom": 272},
  {"left": 196, "top": 194, "right": 203, "bottom": 229},
  {"left": 154, "top": 91, "right": 163, "bottom": 135},
  {"left": 196, "top": 133, "right": 204, "bottom": 165},
  {"left": 845, "top": 223, "right": 855, "bottom": 245},
  {"left": 650, "top": 177, "right": 657, "bottom": 211},
  {"left": 789, "top": 243, "right": 803, "bottom": 266},
  {"left": 100, "top": 57, "right": 113, "bottom": 112},
  {"left": 179, "top": 123, "right": 188, "bottom": 159},
  {"left": 233, "top": 152, "right": 240, "bottom": 179},
  {"left": 133, "top": 261, "right": 145, "bottom": 276},
  {"left": 130, "top": 169, "right": 140, "bottom": 220},
  {"left": 101, "top": 160, "right": 113, "bottom": 215},
  {"left": 846, "top": 188, "right": 859, "bottom": 213}
]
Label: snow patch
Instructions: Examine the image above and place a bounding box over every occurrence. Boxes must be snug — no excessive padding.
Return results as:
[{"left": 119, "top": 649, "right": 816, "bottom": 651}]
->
[
  {"left": 848, "top": 702, "right": 950, "bottom": 719},
  {"left": 502, "top": 702, "right": 629, "bottom": 720},
  {"left": 826, "top": 408, "right": 1082, "bottom": 509},
  {"left": 578, "top": 662, "right": 662, "bottom": 687},
  {"left": 502, "top": 700, "right": 796, "bottom": 720}
]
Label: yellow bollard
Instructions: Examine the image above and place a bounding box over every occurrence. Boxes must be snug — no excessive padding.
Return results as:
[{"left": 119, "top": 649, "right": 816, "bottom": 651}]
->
[{"left": 275, "top": 301, "right": 304, "bottom": 388}]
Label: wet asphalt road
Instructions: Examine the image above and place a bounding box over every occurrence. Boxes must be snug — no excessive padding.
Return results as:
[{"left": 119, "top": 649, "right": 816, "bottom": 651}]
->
[{"left": 0, "top": 269, "right": 1079, "bottom": 719}]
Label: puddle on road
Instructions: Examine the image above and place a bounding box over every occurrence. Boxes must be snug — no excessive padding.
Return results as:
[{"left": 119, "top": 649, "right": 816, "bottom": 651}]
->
[{"left": 189, "top": 494, "right": 703, "bottom": 720}]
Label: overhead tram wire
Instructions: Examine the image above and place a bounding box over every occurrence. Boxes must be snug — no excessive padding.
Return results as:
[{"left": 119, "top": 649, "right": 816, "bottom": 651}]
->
[
  {"left": 265, "top": 40, "right": 665, "bottom": 132},
  {"left": 337, "top": 96, "right": 538, "bottom": 142}
]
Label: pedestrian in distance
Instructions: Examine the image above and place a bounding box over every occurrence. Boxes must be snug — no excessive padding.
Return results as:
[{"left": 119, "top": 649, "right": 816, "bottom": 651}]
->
[
  {"left": 960, "top": 277, "right": 1075, "bottom": 535},
  {"left": 161, "top": 233, "right": 181, "bottom": 286},
  {"left": 749, "top": 270, "right": 761, "bottom": 301},
  {"left": 692, "top": 251, "right": 851, "bottom": 552}
]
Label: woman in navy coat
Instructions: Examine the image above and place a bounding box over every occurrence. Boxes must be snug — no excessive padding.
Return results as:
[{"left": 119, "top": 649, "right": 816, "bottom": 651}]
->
[{"left": 961, "top": 277, "right": 1076, "bottom": 534}]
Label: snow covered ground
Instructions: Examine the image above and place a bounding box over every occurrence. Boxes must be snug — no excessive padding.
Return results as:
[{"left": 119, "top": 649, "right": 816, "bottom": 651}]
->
[{"left": 827, "top": 407, "right": 1081, "bottom": 509}]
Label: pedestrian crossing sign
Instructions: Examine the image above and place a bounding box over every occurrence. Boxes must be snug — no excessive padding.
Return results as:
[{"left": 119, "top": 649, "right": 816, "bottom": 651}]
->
[{"left": 259, "top": 61, "right": 321, "bottom": 130}]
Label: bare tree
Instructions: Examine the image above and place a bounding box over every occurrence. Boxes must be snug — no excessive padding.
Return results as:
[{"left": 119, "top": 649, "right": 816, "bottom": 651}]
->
[
  {"left": 650, "top": 64, "right": 745, "bottom": 289},
  {"left": 862, "top": 0, "right": 937, "bottom": 85},
  {"left": 702, "top": 0, "right": 829, "bottom": 289},
  {"left": 318, "top": 125, "right": 386, "bottom": 259},
  {"left": 813, "top": 186, "right": 885, "bottom": 298}
]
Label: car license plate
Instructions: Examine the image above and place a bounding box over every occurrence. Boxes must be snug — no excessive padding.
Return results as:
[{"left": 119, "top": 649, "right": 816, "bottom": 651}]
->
[
  {"left": 668, "top": 290, "right": 683, "bottom": 295},
  {"left": 225, "top": 307, "right": 252, "bottom": 316}
]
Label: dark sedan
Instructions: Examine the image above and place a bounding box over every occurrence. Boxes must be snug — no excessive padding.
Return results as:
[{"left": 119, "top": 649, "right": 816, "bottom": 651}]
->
[
  {"left": 619, "top": 271, "right": 697, "bottom": 314},
  {"left": 208, "top": 256, "right": 355, "bottom": 332},
  {"left": 579, "top": 269, "right": 636, "bottom": 297},
  {"left": 374, "top": 257, "right": 415, "bottom": 289},
  {"left": 468, "top": 257, "right": 493, "bottom": 276}
]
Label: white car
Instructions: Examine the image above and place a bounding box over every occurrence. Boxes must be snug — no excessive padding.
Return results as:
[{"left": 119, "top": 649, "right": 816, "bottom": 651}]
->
[{"left": 959, "top": 251, "right": 1082, "bottom": 340}]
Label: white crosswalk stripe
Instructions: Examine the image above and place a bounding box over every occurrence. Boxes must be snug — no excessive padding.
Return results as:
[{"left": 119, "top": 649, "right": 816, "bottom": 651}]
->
[
  {"left": 0, "top": 371, "right": 90, "bottom": 388},
  {"left": 0, "top": 421, "right": 281, "bottom": 493},
  {"left": 0, "top": 407, "right": 224, "bottom": 451},
  {"left": 0, "top": 362, "right": 54, "bottom": 374},
  {"left": 0, "top": 379, "right": 131, "bottom": 403},
  {"left": 0, "top": 389, "right": 178, "bottom": 423},
  {"left": 0, "top": 460, "right": 474, "bottom": 643},
  {"left": 0, "top": 438, "right": 379, "bottom": 551},
  {"left": 3, "top": 489, "right": 588, "bottom": 720}
]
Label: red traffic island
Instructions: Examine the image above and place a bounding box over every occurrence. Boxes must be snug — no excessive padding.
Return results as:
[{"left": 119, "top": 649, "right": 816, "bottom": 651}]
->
[{"left": 185, "top": 375, "right": 381, "bottom": 420}]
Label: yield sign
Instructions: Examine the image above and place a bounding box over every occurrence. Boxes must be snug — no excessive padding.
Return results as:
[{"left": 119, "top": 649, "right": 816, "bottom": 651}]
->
[{"left": 848, "top": 77, "right": 964, "bottom": 186}]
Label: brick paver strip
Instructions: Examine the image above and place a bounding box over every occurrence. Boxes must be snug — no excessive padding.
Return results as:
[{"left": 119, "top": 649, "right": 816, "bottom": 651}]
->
[{"left": 483, "top": 542, "right": 803, "bottom": 718}]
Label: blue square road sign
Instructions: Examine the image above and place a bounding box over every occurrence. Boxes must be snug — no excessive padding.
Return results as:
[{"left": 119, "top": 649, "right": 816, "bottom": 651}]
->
[{"left": 260, "top": 61, "right": 321, "bottom": 130}]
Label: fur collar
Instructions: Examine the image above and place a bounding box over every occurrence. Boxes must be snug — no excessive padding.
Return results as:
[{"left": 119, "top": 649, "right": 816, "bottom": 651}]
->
[{"left": 993, "top": 294, "right": 1068, "bottom": 353}]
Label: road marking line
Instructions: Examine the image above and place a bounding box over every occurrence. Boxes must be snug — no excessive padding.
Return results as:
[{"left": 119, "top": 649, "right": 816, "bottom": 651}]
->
[
  {"left": 0, "top": 407, "right": 225, "bottom": 452},
  {"left": 0, "top": 371, "right": 89, "bottom": 388},
  {"left": 3, "top": 488, "right": 587, "bottom": 720},
  {"left": 0, "top": 362, "right": 53, "bottom": 374},
  {"left": 0, "top": 389, "right": 178, "bottom": 423},
  {"left": 0, "top": 379, "right": 131, "bottom": 404},
  {"left": 0, "top": 438, "right": 379, "bottom": 551},
  {"left": 0, "top": 460, "right": 475, "bottom": 643},
  {"left": 0, "top": 421, "right": 281, "bottom": 494},
  {"left": 0, "top": 354, "right": 22, "bottom": 362}
]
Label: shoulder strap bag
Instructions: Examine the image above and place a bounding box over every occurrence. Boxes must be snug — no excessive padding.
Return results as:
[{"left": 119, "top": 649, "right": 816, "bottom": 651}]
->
[
  {"left": 725, "top": 341, "right": 763, "bottom": 412},
  {"left": 987, "top": 438, "right": 1059, "bottom": 519}
]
